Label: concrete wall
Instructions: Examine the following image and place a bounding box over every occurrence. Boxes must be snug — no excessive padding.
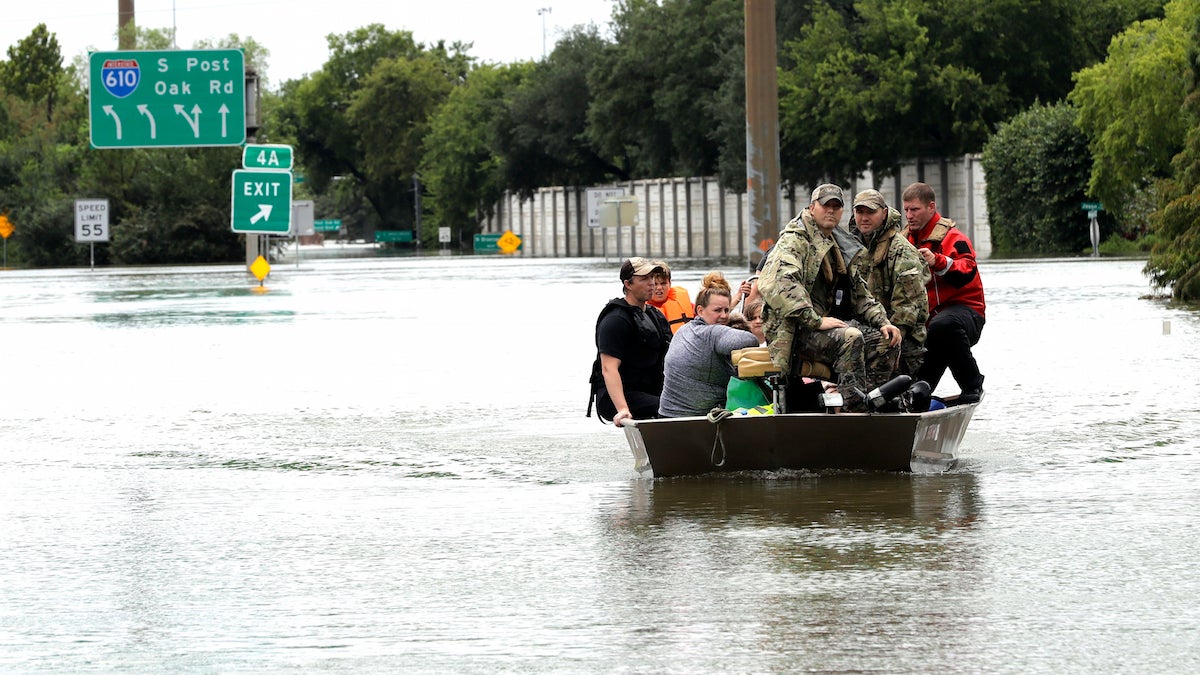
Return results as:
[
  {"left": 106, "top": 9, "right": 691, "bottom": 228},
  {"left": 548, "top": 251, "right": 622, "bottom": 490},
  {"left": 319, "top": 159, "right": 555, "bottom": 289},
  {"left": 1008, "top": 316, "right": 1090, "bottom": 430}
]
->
[{"left": 486, "top": 154, "right": 991, "bottom": 259}]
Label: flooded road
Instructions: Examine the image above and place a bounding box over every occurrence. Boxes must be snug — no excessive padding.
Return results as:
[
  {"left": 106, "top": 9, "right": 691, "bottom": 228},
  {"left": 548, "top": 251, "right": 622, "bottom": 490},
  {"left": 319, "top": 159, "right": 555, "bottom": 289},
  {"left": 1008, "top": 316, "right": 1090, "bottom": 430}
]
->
[{"left": 1, "top": 256, "right": 1198, "bottom": 672}]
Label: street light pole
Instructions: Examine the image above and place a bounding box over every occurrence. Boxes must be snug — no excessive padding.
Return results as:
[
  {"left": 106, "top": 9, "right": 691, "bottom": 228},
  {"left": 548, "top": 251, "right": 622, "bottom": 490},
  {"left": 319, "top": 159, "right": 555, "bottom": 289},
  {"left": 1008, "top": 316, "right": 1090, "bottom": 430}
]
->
[{"left": 537, "top": 7, "right": 552, "bottom": 59}]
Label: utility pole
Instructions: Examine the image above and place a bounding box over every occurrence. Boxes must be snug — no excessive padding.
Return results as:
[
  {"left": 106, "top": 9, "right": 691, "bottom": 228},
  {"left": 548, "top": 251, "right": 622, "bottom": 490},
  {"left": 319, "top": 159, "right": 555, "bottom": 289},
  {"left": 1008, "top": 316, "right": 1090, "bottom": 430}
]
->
[
  {"left": 537, "top": 7, "right": 552, "bottom": 59},
  {"left": 744, "top": 0, "right": 780, "bottom": 273},
  {"left": 118, "top": 0, "right": 136, "bottom": 49}
]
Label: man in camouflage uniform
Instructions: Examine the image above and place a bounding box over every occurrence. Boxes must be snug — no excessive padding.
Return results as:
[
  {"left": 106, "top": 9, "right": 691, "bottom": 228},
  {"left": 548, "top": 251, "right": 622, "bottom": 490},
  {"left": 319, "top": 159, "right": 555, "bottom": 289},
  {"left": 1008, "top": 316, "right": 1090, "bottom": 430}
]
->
[
  {"left": 758, "top": 184, "right": 902, "bottom": 412},
  {"left": 849, "top": 189, "right": 930, "bottom": 378}
]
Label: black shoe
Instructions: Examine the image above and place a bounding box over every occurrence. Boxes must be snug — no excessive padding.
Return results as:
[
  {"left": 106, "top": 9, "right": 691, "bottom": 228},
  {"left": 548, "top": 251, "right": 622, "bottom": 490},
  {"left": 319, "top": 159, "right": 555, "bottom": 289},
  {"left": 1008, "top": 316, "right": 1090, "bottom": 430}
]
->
[{"left": 957, "top": 387, "right": 983, "bottom": 404}]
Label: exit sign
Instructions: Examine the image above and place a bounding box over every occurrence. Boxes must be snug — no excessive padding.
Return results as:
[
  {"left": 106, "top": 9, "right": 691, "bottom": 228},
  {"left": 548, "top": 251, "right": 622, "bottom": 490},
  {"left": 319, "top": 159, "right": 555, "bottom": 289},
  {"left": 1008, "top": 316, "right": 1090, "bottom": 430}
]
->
[
  {"left": 243, "top": 144, "right": 293, "bottom": 170},
  {"left": 231, "top": 169, "right": 293, "bottom": 234},
  {"left": 88, "top": 49, "right": 246, "bottom": 148}
]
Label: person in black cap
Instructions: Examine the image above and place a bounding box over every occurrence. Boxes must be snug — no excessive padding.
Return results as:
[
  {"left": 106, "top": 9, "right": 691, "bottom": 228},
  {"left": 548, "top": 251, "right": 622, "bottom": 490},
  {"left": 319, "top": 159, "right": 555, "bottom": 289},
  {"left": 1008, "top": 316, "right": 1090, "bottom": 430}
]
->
[{"left": 588, "top": 257, "right": 672, "bottom": 426}]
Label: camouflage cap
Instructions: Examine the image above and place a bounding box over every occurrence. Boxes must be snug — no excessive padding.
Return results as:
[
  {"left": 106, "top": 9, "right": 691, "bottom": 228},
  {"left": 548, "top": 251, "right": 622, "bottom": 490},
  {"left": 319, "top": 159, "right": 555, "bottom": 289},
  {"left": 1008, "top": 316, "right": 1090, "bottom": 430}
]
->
[
  {"left": 810, "top": 184, "right": 844, "bottom": 206},
  {"left": 853, "top": 189, "right": 887, "bottom": 211},
  {"left": 620, "top": 257, "right": 663, "bottom": 280}
]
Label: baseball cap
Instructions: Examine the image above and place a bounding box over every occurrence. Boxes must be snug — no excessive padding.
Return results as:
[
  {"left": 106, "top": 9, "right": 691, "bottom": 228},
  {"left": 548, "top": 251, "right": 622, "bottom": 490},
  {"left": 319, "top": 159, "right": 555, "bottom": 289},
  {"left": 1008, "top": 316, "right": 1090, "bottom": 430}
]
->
[
  {"left": 619, "top": 257, "right": 663, "bottom": 280},
  {"left": 810, "top": 184, "right": 844, "bottom": 206},
  {"left": 853, "top": 189, "right": 887, "bottom": 211}
]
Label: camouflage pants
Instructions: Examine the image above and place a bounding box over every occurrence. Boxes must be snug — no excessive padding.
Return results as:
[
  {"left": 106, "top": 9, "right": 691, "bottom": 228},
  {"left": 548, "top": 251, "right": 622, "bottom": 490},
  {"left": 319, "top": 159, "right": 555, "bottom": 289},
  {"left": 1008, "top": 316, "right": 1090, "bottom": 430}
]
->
[
  {"left": 794, "top": 320, "right": 900, "bottom": 407},
  {"left": 898, "top": 335, "right": 926, "bottom": 380}
]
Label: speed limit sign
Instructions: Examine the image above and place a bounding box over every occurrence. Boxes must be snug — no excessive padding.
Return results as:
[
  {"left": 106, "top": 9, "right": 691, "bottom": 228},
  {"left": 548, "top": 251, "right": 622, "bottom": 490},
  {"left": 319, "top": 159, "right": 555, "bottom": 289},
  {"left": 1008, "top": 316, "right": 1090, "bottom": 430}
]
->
[{"left": 75, "top": 199, "right": 110, "bottom": 242}]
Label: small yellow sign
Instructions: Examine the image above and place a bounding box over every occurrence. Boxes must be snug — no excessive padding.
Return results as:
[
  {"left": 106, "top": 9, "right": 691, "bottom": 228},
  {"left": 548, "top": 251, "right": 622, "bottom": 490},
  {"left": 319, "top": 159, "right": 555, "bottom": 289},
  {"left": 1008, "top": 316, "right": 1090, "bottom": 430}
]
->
[
  {"left": 250, "top": 255, "right": 270, "bottom": 281},
  {"left": 497, "top": 230, "right": 522, "bottom": 254},
  {"left": 0, "top": 214, "right": 13, "bottom": 240}
]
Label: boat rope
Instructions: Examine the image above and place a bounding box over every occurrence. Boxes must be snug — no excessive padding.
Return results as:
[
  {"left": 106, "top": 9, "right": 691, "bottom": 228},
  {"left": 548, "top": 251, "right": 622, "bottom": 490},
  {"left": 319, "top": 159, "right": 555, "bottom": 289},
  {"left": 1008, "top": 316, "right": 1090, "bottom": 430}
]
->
[{"left": 706, "top": 407, "right": 733, "bottom": 467}]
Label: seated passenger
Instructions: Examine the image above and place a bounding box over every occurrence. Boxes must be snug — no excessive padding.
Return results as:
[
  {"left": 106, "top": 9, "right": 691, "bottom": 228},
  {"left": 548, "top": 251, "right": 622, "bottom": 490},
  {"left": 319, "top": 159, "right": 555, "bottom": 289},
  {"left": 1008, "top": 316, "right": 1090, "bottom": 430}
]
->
[
  {"left": 658, "top": 272, "right": 760, "bottom": 417},
  {"left": 592, "top": 258, "right": 672, "bottom": 427},
  {"left": 647, "top": 260, "right": 694, "bottom": 334},
  {"left": 741, "top": 298, "right": 767, "bottom": 346}
]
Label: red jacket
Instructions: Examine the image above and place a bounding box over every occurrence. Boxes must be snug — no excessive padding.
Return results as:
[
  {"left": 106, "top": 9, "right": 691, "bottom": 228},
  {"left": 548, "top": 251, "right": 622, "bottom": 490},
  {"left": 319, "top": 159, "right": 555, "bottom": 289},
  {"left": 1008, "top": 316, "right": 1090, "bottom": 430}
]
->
[{"left": 907, "top": 213, "right": 986, "bottom": 319}]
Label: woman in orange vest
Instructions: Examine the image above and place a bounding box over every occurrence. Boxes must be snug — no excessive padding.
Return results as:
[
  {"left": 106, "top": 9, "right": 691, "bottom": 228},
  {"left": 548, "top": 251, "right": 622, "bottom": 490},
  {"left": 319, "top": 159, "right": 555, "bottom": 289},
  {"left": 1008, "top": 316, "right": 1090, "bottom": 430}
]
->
[{"left": 647, "top": 260, "right": 694, "bottom": 334}]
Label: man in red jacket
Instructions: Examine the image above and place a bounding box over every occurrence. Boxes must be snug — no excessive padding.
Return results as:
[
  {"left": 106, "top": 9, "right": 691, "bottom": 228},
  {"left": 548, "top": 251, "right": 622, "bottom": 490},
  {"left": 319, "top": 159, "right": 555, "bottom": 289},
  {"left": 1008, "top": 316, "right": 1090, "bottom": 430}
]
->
[{"left": 902, "top": 182, "right": 985, "bottom": 403}]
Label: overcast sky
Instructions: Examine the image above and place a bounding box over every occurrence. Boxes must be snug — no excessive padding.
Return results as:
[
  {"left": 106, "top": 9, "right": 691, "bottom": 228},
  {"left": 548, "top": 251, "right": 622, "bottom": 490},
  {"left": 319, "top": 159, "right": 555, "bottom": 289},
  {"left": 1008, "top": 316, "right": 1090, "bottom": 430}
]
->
[{"left": 4, "top": 0, "right": 616, "bottom": 85}]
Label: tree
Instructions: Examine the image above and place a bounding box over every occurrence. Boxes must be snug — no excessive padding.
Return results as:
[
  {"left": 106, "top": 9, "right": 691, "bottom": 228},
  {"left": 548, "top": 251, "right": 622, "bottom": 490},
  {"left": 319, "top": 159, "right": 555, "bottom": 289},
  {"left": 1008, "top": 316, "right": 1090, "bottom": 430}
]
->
[
  {"left": 494, "top": 26, "right": 620, "bottom": 195},
  {"left": 272, "top": 25, "right": 469, "bottom": 233},
  {"left": 981, "top": 102, "right": 1096, "bottom": 254},
  {"left": 778, "top": 0, "right": 992, "bottom": 185},
  {"left": 1144, "top": 3, "right": 1200, "bottom": 299},
  {"left": 348, "top": 54, "right": 453, "bottom": 229},
  {"left": 1, "top": 23, "right": 64, "bottom": 121},
  {"left": 1069, "top": 0, "right": 1195, "bottom": 221},
  {"left": 420, "top": 62, "right": 531, "bottom": 245},
  {"left": 587, "top": 0, "right": 744, "bottom": 185}
]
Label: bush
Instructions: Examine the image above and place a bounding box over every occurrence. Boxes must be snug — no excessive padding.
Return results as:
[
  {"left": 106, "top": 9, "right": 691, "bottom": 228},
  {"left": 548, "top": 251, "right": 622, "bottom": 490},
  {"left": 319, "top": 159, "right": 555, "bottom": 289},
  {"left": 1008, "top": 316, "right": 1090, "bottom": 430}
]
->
[{"left": 982, "top": 102, "right": 1098, "bottom": 255}]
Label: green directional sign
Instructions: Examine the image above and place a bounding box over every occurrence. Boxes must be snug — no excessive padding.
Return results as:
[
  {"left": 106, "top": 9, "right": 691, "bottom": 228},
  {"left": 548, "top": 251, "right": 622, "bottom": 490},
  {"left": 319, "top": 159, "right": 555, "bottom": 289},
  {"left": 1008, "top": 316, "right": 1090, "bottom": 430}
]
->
[
  {"left": 243, "top": 144, "right": 293, "bottom": 170},
  {"left": 474, "top": 233, "right": 502, "bottom": 252},
  {"left": 231, "top": 169, "right": 293, "bottom": 234},
  {"left": 314, "top": 219, "right": 342, "bottom": 232},
  {"left": 1081, "top": 201, "right": 1104, "bottom": 211},
  {"left": 89, "top": 49, "right": 246, "bottom": 148},
  {"left": 375, "top": 230, "right": 413, "bottom": 243}
]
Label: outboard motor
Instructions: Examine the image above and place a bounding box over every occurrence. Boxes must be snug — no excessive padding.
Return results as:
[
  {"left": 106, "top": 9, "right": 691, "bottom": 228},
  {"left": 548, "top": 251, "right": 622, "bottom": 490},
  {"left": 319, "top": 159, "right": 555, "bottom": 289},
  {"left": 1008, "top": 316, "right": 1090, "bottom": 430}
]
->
[
  {"left": 867, "top": 375, "right": 912, "bottom": 411},
  {"left": 900, "top": 380, "right": 932, "bottom": 413}
]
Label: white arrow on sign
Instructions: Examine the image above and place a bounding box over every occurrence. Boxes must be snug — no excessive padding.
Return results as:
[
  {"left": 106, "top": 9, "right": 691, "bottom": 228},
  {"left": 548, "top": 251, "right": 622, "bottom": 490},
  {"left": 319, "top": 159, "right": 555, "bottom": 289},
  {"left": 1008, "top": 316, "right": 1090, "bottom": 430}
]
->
[
  {"left": 102, "top": 105, "right": 122, "bottom": 139},
  {"left": 174, "top": 104, "right": 202, "bottom": 137},
  {"left": 219, "top": 104, "right": 230, "bottom": 137},
  {"left": 249, "top": 204, "right": 273, "bottom": 225},
  {"left": 136, "top": 104, "right": 157, "bottom": 138}
]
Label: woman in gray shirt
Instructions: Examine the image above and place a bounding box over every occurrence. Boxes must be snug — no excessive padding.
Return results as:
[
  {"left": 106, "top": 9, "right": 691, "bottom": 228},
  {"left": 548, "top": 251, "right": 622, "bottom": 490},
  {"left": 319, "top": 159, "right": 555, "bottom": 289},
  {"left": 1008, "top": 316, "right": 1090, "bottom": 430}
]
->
[{"left": 658, "top": 272, "right": 760, "bottom": 417}]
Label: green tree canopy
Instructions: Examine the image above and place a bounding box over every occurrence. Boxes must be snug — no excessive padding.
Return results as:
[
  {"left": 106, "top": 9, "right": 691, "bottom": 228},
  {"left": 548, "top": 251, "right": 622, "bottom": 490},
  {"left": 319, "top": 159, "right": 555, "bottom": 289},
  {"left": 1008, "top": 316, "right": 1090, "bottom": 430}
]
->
[
  {"left": 587, "top": 0, "right": 743, "bottom": 185},
  {"left": 420, "top": 62, "right": 532, "bottom": 244},
  {"left": 494, "top": 26, "right": 619, "bottom": 195},
  {"left": 1144, "top": 1, "right": 1200, "bottom": 299},
  {"left": 1, "top": 23, "right": 64, "bottom": 120},
  {"left": 1069, "top": 0, "right": 1195, "bottom": 221}
]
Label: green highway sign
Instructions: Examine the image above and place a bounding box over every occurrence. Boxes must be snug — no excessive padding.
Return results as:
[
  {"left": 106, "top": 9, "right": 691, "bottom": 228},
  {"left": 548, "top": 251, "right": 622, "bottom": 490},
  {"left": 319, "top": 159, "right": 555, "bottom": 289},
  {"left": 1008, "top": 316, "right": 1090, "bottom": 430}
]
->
[
  {"left": 89, "top": 49, "right": 246, "bottom": 148},
  {"left": 375, "top": 230, "right": 414, "bottom": 243},
  {"left": 231, "top": 169, "right": 293, "bottom": 234},
  {"left": 1081, "top": 201, "right": 1104, "bottom": 211},
  {"left": 314, "top": 219, "right": 342, "bottom": 232},
  {"left": 474, "top": 233, "right": 502, "bottom": 252},
  {"left": 243, "top": 144, "right": 293, "bottom": 170}
]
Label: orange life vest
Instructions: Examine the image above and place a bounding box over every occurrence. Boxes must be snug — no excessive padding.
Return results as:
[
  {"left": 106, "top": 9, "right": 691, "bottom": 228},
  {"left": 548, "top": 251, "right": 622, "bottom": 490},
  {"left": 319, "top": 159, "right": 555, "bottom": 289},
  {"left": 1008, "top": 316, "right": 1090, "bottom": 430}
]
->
[{"left": 649, "top": 286, "right": 694, "bottom": 334}]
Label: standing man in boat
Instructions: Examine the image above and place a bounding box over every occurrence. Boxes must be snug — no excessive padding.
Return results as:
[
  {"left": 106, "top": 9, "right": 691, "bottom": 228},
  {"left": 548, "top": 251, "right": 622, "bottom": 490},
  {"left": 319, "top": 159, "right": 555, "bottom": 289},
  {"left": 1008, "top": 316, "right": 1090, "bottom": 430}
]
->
[
  {"left": 902, "top": 182, "right": 986, "bottom": 403},
  {"left": 647, "top": 260, "right": 694, "bottom": 334},
  {"left": 758, "top": 184, "right": 902, "bottom": 412},
  {"left": 590, "top": 257, "right": 673, "bottom": 427},
  {"left": 850, "top": 189, "right": 930, "bottom": 379}
]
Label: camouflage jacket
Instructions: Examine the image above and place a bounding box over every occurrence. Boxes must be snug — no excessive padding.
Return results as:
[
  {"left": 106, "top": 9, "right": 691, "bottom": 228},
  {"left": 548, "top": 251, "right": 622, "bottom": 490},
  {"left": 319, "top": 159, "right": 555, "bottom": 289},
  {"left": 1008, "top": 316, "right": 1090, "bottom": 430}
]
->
[
  {"left": 850, "top": 207, "right": 930, "bottom": 344},
  {"left": 758, "top": 208, "right": 891, "bottom": 375}
]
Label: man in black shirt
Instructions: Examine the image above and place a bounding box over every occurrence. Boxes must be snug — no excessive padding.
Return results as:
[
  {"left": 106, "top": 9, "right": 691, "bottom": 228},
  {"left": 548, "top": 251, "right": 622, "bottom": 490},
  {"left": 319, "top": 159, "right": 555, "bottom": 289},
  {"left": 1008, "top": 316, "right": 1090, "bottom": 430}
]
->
[{"left": 592, "top": 257, "right": 672, "bottom": 426}]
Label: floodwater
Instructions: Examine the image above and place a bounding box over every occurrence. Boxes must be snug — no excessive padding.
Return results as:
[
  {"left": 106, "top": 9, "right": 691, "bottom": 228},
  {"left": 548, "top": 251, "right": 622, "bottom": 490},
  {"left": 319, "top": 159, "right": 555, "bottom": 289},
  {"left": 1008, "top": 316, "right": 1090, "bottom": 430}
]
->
[{"left": 1, "top": 255, "right": 1198, "bottom": 672}]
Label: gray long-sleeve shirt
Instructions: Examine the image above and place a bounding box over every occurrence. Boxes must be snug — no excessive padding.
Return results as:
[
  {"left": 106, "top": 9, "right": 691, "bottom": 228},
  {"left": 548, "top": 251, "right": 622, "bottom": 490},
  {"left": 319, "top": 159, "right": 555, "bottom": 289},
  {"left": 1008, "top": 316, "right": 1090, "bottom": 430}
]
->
[{"left": 658, "top": 317, "right": 759, "bottom": 417}]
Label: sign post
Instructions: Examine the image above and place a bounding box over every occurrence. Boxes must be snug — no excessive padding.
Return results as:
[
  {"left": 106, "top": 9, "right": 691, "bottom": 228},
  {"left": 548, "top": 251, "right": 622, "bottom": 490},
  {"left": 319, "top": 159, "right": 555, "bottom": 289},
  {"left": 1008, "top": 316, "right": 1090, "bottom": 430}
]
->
[
  {"left": 1082, "top": 201, "right": 1104, "bottom": 258},
  {"left": 89, "top": 49, "right": 246, "bottom": 148},
  {"left": 0, "top": 213, "right": 12, "bottom": 268}
]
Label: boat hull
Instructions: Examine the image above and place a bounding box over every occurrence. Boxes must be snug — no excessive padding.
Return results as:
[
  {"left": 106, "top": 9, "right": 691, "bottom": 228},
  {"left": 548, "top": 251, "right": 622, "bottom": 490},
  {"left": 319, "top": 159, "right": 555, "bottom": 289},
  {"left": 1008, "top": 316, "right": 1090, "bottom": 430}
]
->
[{"left": 623, "top": 403, "right": 978, "bottom": 477}]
